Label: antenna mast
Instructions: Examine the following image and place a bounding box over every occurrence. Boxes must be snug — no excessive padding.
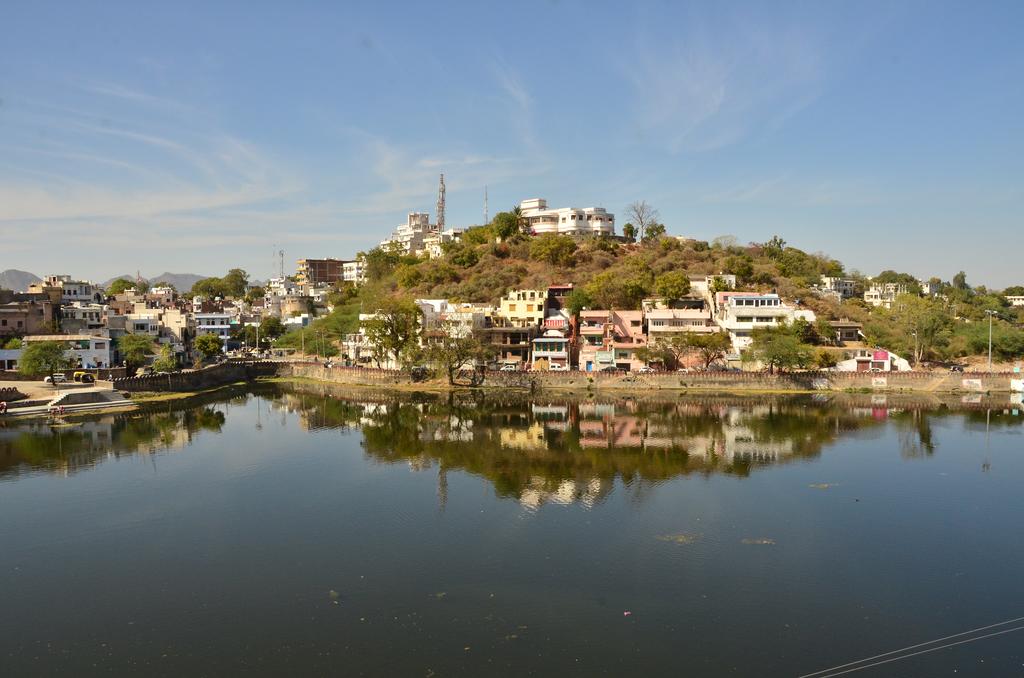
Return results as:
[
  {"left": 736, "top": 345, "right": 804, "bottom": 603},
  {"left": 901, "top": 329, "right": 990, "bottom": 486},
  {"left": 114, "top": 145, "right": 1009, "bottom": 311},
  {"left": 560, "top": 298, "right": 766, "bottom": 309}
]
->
[
  {"left": 435, "top": 173, "right": 445, "bottom": 233},
  {"left": 278, "top": 250, "right": 284, "bottom": 279}
]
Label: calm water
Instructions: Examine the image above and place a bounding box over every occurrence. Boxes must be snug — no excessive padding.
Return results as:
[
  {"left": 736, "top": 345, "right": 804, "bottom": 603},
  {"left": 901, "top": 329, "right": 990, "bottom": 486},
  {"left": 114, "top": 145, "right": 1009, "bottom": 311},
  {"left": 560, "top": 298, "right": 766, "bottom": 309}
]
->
[{"left": 2, "top": 386, "right": 1023, "bottom": 677}]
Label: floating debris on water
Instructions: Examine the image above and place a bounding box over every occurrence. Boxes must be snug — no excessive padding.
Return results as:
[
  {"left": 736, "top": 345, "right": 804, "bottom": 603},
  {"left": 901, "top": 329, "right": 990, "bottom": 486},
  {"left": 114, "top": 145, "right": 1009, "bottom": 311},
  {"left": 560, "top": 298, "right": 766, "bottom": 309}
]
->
[
  {"left": 432, "top": 592, "right": 447, "bottom": 599},
  {"left": 741, "top": 538, "right": 776, "bottom": 545},
  {"left": 808, "top": 483, "right": 837, "bottom": 489},
  {"left": 655, "top": 533, "right": 700, "bottom": 544},
  {"left": 328, "top": 590, "right": 339, "bottom": 600}
]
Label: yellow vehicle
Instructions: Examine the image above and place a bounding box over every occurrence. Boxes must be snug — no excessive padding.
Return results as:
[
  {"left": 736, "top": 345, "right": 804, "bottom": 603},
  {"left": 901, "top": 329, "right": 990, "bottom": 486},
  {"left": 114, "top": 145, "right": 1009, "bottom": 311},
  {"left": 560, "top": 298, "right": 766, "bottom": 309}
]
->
[{"left": 72, "top": 371, "right": 95, "bottom": 384}]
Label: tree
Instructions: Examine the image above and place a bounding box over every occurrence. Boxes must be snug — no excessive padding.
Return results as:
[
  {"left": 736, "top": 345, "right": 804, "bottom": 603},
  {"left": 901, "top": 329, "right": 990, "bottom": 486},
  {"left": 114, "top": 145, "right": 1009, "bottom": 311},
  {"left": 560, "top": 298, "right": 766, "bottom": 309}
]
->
[
  {"left": 152, "top": 344, "right": 177, "bottom": 372},
  {"left": 259, "top": 316, "right": 286, "bottom": 340},
  {"left": 622, "top": 223, "right": 637, "bottom": 243},
  {"left": 1003, "top": 286, "right": 1024, "bottom": 297},
  {"left": 952, "top": 270, "right": 969, "bottom": 291},
  {"left": 362, "top": 297, "right": 422, "bottom": 369},
  {"left": 687, "top": 332, "right": 732, "bottom": 369},
  {"left": 814, "top": 348, "right": 838, "bottom": 369},
  {"left": 761, "top": 235, "right": 787, "bottom": 260},
  {"left": 815, "top": 317, "right": 837, "bottom": 346},
  {"left": 194, "top": 334, "right": 223, "bottom": 360},
  {"left": 654, "top": 271, "right": 691, "bottom": 304},
  {"left": 492, "top": 211, "right": 520, "bottom": 240},
  {"left": 106, "top": 278, "right": 139, "bottom": 296},
  {"left": 191, "top": 277, "right": 229, "bottom": 299},
  {"left": 220, "top": 269, "right": 249, "bottom": 298},
  {"left": 425, "top": 321, "right": 493, "bottom": 385},
  {"left": 642, "top": 222, "right": 666, "bottom": 243},
  {"left": 18, "top": 341, "right": 71, "bottom": 384},
  {"left": 892, "top": 294, "right": 952, "bottom": 364},
  {"left": 625, "top": 201, "right": 660, "bottom": 241},
  {"left": 118, "top": 334, "right": 156, "bottom": 371},
  {"left": 565, "top": 289, "right": 593, "bottom": 317},
  {"left": 244, "top": 286, "right": 265, "bottom": 303},
  {"left": 1, "top": 337, "right": 22, "bottom": 350},
  {"left": 529, "top": 235, "right": 577, "bottom": 267},
  {"left": 746, "top": 325, "right": 812, "bottom": 373}
]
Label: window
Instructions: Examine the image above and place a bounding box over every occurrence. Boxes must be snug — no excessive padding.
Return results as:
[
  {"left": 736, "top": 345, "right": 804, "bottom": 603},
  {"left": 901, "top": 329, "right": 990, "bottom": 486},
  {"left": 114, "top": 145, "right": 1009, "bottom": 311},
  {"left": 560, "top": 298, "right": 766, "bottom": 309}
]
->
[
  {"left": 508, "top": 304, "right": 517, "bottom": 312},
  {"left": 1, "top": 319, "right": 5, "bottom": 326}
]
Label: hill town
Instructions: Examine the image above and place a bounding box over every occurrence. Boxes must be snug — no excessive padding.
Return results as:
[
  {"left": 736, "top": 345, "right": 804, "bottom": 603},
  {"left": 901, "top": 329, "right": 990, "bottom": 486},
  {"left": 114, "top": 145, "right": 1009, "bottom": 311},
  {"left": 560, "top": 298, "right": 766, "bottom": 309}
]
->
[{"left": 2, "top": 187, "right": 1023, "bottom": 383}]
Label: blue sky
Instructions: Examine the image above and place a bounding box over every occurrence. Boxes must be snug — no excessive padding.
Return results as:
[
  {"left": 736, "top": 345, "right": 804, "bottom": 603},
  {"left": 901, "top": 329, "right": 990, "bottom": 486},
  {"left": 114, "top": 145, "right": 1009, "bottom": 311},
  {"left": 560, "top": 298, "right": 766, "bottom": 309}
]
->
[{"left": 1, "top": 1, "right": 1021, "bottom": 287}]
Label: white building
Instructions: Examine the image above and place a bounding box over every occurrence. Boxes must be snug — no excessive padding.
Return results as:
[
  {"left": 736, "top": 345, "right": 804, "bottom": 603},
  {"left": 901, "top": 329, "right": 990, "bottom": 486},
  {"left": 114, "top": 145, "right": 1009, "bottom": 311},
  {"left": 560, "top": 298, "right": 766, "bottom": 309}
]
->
[
  {"left": 519, "top": 198, "right": 615, "bottom": 237},
  {"left": 1007, "top": 295, "right": 1024, "bottom": 307},
  {"left": 380, "top": 212, "right": 435, "bottom": 254},
  {"left": 30, "top": 275, "right": 104, "bottom": 303},
  {"left": 343, "top": 259, "right": 366, "bottom": 285},
  {"left": 63, "top": 302, "right": 105, "bottom": 330},
  {"left": 820, "top": 276, "right": 857, "bottom": 299},
  {"left": 23, "top": 334, "right": 112, "bottom": 368},
  {"left": 194, "top": 313, "right": 232, "bottom": 344},
  {"left": 715, "top": 292, "right": 815, "bottom": 350},
  {"left": 423, "top": 228, "right": 463, "bottom": 259},
  {"left": 864, "top": 282, "right": 915, "bottom": 308}
]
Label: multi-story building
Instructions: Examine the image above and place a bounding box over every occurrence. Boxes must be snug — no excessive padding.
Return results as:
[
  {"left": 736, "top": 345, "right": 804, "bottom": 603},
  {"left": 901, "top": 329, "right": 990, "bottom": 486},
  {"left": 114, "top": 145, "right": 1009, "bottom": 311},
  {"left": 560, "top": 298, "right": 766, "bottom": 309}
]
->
[
  {"left": 29, "top": 275, "right": 104, "bottom": 304},
  {"left": 1007, "top": 295, "right": 1024, "bottom": 307},
  {"left": 61, "top": 302, "right": 105, "bottom": 332},
  {"left": 576, "top": 309, "right": 647, "bottom": 371},
  {"left": 380, "top": 212, "right": 435, "bottom": 254},
  {"left": 0, "top": 297, "right": 57, "bottom": 337},
  {"left": 715, "top": 292, "right": 815, "bottom": 350},
  {"left": 295, "top": 258, "right": 346, "bottom": 286},
  {"left": 864, "top": 282, "right": 914, "bottom": 308},
  {"left": 422, "top": 228, "right": 463, "bottom": 259},
  {"left": 646, "top": 303, "right": 718, "bottom": 341},
  {"left": 820, "top": 276, "right": 857, "bottom": 299},
  {"left": 343, "top": 258, "right": 366, "bottom": 286},
  {"left": 498, "top": 289, "right": 547, "bottom": 328},
  {"left": 519, "top": 198, "right": 615, "bottom": 237},
  {"left": 530, "top": 332, "right": 571, "bottom": 371},
  {"left": 23, "top": 334, "right": 112, "bottom": 368},
  {"left": 193, "top": 312, "right": 232, "bottom": 345}
]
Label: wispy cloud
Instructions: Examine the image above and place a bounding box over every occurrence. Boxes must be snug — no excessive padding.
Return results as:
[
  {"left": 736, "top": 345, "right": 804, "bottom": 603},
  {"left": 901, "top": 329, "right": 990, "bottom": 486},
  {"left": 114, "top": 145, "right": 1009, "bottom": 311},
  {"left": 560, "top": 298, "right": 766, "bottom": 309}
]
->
[
  {"left": 490, "top": 59, "right": 540, "bottom": 153},
  {"left": 621, "top": 12, "right": 825, "bottom": 153}
]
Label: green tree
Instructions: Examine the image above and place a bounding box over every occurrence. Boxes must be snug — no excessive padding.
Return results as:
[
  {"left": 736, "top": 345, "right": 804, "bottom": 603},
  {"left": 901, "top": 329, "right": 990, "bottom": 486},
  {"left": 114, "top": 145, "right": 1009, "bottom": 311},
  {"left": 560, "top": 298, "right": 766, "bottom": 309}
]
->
[
  {"left": 814, "top": 348, "right": 838, "bottom": 369},
  {"left": 18, "top": 341, "right": 71, "bottom": 383},
  {"left": 259, "top": 316, "right": 286, "bottom": 340},
  {"left": 244, "top": 286, "right": 265, "bottom": 303},
  {"left": 152, "top": 344, "right": 178, "bottom": 372},
  {"left": 815, "top": 317, "right": 837, "bottom": 346},
  {"left": 1, "top": 337, "right": 22, "bottom": 350},
  {"left": 761, "top": 235, "right": 787, "bottom": 260},
  {"left": 106, "top": 278, "right": 139, "bottom": 296},
  {"left": 654, "top": 271, "right": 691, "bottom": 303},
  {"left": 362, "top": 297, "right": 422, "bottom": 369},
  {"left": 642, "top": 222, "right": 666, "bottom": 243},
  {"left": 118, "top": 334, "right": 156, "bottom": 371},
  {"left": 892, "top": 294, "right": 952, "bottom": 364},
  {"left": 222, "top": 269, "right": 250, "bottom": 298},
  {"left": 746, "top": 325, "right": 812, "bottom": 373},
  {"left": 194, "top": 334, "right": 223, "bottom": 360},
  {"left": 529, "top": 235, "right": 577, "bottom": 267},
  {"left": 622, "top": 223, "right": 637, "bottom": 243},
  {"left": 425, "top": 321, "right": 493, "bottom": 385},
  {"left": 191, "top": 277, "right": 229, "bottom": 299},
  {"left": 952, "top": 271, "right": 968, "bottom": 291},
  {"left": 492, "top": 211, "right": 520, "bottom": 240},
  {"left": 687, "top": 332, "right": 732, "bottom": 369},
  {"left": 565, "top": 289, "right": 593, "bottom": 317}
]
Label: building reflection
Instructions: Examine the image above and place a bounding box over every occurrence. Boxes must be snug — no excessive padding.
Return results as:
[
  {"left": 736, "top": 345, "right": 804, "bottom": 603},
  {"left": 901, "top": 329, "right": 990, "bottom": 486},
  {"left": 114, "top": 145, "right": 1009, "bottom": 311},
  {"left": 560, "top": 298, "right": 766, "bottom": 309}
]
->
[{"left": 3, "top": 386, "right": 1021, "bottom": 510}]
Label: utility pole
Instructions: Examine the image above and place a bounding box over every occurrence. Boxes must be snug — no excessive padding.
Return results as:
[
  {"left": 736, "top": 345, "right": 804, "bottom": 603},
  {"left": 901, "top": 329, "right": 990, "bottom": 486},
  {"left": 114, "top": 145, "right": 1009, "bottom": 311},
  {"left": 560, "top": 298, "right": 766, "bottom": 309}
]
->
[{"left": 986, "top": 310, "right": 996, "bottom": 371}]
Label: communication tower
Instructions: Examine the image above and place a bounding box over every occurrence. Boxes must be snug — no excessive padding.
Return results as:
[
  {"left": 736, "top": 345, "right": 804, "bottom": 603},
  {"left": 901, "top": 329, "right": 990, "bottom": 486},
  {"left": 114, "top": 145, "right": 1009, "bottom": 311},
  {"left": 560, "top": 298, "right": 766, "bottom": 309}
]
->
[{"left": 435, "top": 173, "right": 445, "bottom": 233}]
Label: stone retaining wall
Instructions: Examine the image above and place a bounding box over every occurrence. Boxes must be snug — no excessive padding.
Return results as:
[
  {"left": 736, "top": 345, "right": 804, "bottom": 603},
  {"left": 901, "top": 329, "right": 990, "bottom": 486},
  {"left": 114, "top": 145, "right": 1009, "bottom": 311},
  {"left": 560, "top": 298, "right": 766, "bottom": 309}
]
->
[
  {"left": 282, "top": 364, "right": 1019, "bottom": 394},
  {"left": 0, "top": 367, "right": 127, "bottom": 381},
  {"left": 113, "top": 361, "right": 279, "bottom": 393}
]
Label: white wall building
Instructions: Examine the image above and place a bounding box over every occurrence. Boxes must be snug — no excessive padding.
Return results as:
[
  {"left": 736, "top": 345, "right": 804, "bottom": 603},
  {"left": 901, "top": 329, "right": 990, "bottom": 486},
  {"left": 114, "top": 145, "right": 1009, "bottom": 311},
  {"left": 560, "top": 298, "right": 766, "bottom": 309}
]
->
[
  {"left": 715, "top": 292, "right": 815, "bottom": 350},
  {"left": 343, "top": 259, "right": 366, "bottom": 285},
  {"left": 381, "top": 212, "right": 435, "bottom": 254},
  {"left": 519, "top": 198, "right": 615, "bottom": 237},
  {"left": 194, "top": 312, "right": 232, "bottom": 345},
  {"left": 22, "top": 334, "right": 112, "bottom": 368}
]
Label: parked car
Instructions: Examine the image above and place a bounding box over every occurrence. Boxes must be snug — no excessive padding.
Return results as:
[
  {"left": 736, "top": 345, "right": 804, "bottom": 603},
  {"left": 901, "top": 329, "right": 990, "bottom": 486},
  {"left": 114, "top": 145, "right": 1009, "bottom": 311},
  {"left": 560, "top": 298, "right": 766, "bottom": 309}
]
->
[
  {"left": 637, "top": 366, "right": 655, "bottom": 374},
  {"left": 44, "top": 374, "right": 68, "bottom": 384},
  {"left": 548, "top": 363, "right": 569, "bottom": 372},
  {"left": 598, "top": 365, "right": 618, "bottom": 372},
  {"left": 499, "top": 363, "right": 519, "bottom": 372}
]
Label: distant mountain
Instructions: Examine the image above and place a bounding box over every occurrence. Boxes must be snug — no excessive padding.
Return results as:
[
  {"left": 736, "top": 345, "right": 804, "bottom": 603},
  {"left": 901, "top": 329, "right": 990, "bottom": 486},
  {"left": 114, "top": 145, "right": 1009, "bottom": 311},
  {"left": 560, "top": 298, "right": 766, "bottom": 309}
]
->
[
  {"left": 0, "top": 269, "right": 41, "bottom": 292},
  {"left": 101, "top": 272, "right": 208, "bottom": 291}
]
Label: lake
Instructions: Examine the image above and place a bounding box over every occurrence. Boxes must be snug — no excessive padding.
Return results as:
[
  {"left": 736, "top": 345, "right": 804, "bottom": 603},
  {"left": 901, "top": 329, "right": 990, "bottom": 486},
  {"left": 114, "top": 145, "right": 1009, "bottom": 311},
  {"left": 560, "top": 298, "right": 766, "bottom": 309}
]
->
[{"left": 2, "top": 385, "right": 1023, "bottom": 677}]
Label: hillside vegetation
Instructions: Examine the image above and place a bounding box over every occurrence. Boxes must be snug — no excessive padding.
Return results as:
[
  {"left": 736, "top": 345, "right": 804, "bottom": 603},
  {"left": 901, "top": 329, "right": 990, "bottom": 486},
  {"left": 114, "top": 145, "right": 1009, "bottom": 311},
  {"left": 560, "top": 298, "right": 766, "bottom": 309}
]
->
[{"left": 276, "top": 222, "right": 1024, "bottom": 365}]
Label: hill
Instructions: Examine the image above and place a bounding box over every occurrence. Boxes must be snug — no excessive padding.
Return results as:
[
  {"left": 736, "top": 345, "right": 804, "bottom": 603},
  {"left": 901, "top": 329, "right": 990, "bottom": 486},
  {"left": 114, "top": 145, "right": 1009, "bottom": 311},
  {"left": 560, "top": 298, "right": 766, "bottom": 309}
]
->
[
  {"left": 101, "top": 272, "right": 207, "bottom": 291},
  {"left": 278, "top": 227, "right": 1024, "bottom": 365},
  {"left": 0, "top": 269, "right": 41, "bottom": 292}
]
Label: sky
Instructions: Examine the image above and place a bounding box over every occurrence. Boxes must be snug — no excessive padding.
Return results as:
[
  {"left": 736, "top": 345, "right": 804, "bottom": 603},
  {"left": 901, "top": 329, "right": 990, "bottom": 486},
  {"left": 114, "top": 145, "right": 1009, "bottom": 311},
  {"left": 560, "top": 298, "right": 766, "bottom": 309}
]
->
[{"left": 1, "top": 0, "right": 1022, "bottom": 287}]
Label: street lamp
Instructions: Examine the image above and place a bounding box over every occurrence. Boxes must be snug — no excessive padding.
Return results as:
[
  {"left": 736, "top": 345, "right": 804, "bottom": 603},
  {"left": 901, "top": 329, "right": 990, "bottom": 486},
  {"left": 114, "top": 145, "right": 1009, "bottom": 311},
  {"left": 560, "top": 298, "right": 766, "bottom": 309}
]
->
[{"left": 985, "top": 310, "right": 997, "bottom": 372}]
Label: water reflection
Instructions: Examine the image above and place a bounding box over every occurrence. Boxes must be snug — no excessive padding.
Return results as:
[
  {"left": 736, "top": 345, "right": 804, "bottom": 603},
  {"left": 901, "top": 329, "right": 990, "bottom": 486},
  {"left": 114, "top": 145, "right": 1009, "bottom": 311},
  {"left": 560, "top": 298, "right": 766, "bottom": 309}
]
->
[{"left": 3, "top": 386, "right": 1022, "bottom": 511}]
